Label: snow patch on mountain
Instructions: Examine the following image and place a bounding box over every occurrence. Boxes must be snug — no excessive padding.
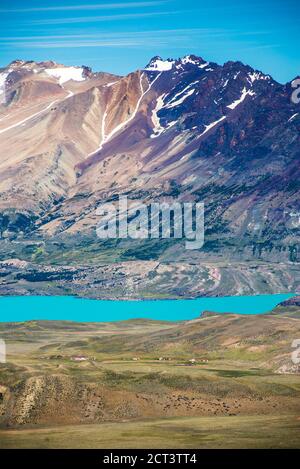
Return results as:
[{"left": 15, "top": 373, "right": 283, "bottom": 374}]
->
[
  {"left": 0, "top": 72, "right": 10, "bottom": 104},
  {"left": 227, "top": 87, "right": 255, "bottom": 110},
  {"left": 165, "top": 81, "right": 198, "bottom": 106},
  {"left": 165, "top": 88, "right": 195, "bottom": 109},
  {"left": 150, "top": 79, "right": 198, "bottom": 136},
  {"left": 247, "top": 71, "right": 270, "bottom": 84},
  {"left": 145, "top": 58, "right": 174, "bottom": 72},
  {"left": 181, "top": 55, "right": 198, "bottom": 65},
  {"left": 45, "top": 67, "right": 85, "bottom": 84},
  {"left": 200, "top": 116, "right": 226, "bottom": 137},
  {"left": 181, "top": 55, "right": 207, "bottom": 67},
  {"left": 151, "top": 119, "right": 177, "bottom": 138},
  {"left": 150, "top": 89, "right": 185, "bottom": 138},
  {"left": 151, "top": 94, "right": 166, "bottom": 137},
  {"left": 105, "top": 80, "right": 119, "bottom": 87}
]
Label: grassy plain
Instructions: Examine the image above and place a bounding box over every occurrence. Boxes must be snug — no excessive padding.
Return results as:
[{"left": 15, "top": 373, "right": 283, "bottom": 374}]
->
[{"left": 0, "top": 308, "right": 299, "bottom": 448}]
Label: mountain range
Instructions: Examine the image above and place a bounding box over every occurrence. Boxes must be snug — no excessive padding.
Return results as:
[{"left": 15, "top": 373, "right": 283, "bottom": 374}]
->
[{"left": 0, "top": 55, "right": 299, "bottom": 299}]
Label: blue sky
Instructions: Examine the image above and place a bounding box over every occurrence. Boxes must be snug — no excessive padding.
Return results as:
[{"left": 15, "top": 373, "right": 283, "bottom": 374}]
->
[{"left": 0, "top": 0, "right": 299, "bottom": 83}]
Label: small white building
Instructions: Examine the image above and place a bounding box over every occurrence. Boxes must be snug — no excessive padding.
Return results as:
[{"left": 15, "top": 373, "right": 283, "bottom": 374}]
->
[{"left": 71, "top": 356, "right": 88, "bottom": 362}]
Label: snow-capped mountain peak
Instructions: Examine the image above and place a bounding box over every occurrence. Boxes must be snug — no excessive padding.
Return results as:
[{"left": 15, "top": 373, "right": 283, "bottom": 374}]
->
[
  {"left": 0, "top": 53, "right": 298, "bottom": 269},
  {"left": 144, "top": 56, "right": 175, "bottom": 72},
  {"left": 180, "top": 54, "right": 207, "bottom": 66}
]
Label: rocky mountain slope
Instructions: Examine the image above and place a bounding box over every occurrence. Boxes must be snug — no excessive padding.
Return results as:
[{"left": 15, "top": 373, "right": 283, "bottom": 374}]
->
[{"left": 0, "top": 56, "right": 299, "bottom": 297}]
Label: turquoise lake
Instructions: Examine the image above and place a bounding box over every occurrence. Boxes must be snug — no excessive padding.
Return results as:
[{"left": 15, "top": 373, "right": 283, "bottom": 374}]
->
[{"left": 0, "top": 293, "right": 296, "bottom": 322}]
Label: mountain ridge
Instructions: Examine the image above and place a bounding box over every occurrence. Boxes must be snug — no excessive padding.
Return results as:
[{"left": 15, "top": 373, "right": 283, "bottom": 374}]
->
[
  {"left": 2, "top": 54, "right": 292, "bottom": 84},
  {"left": 0, "top": 53, "right": 299, "bottom": 298}
]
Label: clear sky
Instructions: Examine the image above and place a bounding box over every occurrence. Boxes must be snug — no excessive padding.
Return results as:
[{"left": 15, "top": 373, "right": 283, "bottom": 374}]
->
[{"left": 0, "top": 0, "right": 299, "bottom": 83}]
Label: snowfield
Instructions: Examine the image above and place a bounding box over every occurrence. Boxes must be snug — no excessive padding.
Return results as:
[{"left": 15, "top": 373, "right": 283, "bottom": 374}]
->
[{"left": 45, "top": 67, "right": 85, "bottom": 84}]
